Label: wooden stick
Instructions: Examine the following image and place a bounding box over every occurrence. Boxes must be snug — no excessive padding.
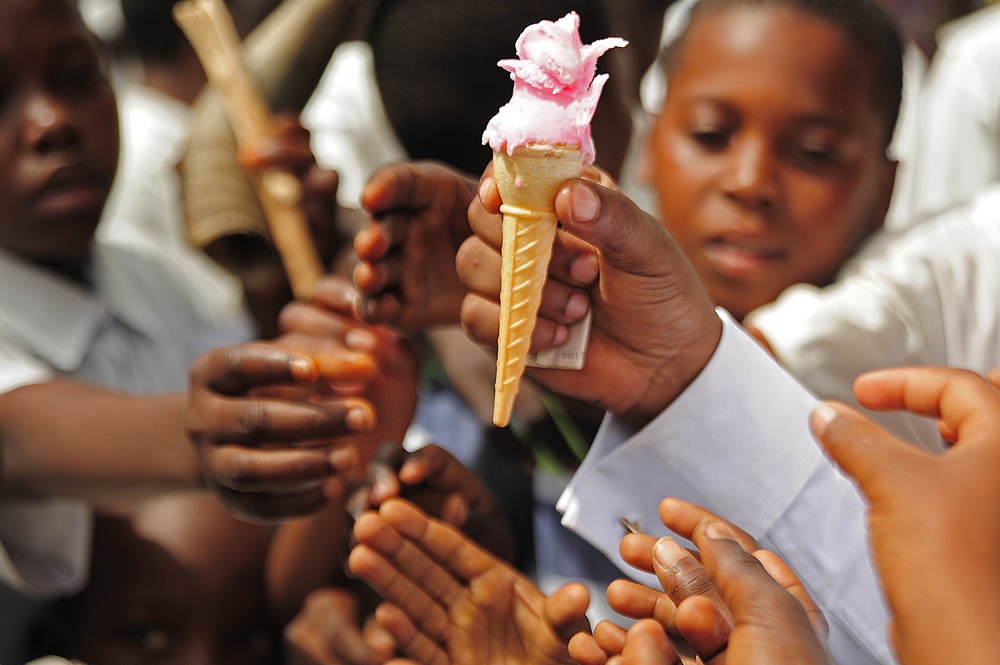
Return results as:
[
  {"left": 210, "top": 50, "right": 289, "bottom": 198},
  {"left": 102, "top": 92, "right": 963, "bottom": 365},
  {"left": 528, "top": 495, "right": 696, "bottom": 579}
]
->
[{"left": 174, "top": 0, "right": 324, "bottom": 300}]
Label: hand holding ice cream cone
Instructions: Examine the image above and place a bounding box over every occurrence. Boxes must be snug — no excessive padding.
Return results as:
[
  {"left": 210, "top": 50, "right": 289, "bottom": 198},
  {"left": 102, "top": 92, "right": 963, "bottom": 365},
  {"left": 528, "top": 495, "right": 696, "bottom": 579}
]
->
[{"left": 482, "top": 12, "right": 626, "bottom": 427}]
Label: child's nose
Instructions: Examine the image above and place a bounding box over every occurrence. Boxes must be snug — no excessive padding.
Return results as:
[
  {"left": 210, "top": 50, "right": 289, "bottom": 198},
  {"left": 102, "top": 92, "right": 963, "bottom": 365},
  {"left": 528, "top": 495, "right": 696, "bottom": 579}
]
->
[
  {"left": 721, "top": 136, "right": 778, "bottom": 211},
  {"left": 22, "top": 88, "right": 79, "bottom": 152}
]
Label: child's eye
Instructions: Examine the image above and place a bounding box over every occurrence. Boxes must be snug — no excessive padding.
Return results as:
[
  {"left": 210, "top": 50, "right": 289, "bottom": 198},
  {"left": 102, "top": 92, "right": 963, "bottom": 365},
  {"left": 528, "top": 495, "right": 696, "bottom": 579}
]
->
[
  {"left": 58, "top": 63, "right": 106, "bottom": 94},
  {"left": 690, "top": 127, "right": 730, "bottom": 151},
  {"left": 789, "top": 143, "right": 840, "bottom": 170},
  {"left": 123, "top": 623, "right": 174, "bottom": 656}
]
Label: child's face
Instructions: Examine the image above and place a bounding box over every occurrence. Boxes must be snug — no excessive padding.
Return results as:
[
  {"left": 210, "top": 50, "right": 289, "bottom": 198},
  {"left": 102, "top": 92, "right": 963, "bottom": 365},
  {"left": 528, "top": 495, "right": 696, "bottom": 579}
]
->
[
  {"left": 0, "top": 0, "right": 118, "bottom": 270},
  {"left": 52, "top": 495, "right": 280, "bottom": 665},
  {"left": 645, "top": 6, "right": 895, "bottom": 320}
]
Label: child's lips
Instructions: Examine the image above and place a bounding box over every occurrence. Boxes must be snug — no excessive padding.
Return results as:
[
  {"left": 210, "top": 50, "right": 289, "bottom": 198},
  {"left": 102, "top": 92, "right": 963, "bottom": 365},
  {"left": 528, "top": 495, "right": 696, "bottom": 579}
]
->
[
  {"left": 702, "top": 236, "right": 784, "bottom": 279},
  {"left": 35, "top": 165, "right": 106, "bottom": 215}
]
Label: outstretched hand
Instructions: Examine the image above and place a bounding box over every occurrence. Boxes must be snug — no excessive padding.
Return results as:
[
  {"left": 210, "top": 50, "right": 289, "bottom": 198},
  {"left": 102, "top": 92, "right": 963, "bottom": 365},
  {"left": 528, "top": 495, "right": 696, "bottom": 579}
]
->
[
  {"left": 186, "top": 276, "right": 419, "bottom": 523},
  {"left": 812, "top": 366, "right": 1000, "bottom": 665},
  {"left": 349, "top": 498, "right": 591, "bottom": 665},
  {"left": 571, "top": 500, "right": 829, "bottom": 665},
  {"left": 353, "top": 162, "right": 480, "bottom": 330},
  {"left": 347, "top": 443, "right": 515, "bottom": 562},
  {"left": 458, "top": 175, "right": 721, "bottom": 428}
]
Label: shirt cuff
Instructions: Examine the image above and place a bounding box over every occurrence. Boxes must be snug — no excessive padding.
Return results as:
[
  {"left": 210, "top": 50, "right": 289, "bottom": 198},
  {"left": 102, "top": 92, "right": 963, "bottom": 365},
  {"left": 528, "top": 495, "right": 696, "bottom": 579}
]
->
[{"left": 559, "top": 309, "right": 823, "bottom": 566}]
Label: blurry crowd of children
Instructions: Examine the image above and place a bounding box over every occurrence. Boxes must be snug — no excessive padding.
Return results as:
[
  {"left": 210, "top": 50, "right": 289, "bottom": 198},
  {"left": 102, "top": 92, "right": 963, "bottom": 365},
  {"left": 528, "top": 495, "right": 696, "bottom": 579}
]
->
[{"left": 1, "top": 0, "right": 998, "bottom": 663}]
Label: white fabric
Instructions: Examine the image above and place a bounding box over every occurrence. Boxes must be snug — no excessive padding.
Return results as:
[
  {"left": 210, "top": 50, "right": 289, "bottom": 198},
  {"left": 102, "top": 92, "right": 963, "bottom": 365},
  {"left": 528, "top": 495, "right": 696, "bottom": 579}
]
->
[
  {"left": 301, "top": 41, "right": 408, "bottom": 208},
  {"left": 558, "top": 313, "right": 892, "bottom": 665},
  {"left": 0, "top": 241, "right": 253, "bottom": 659},
  {"left": 747, "top": 185, "right": 1000, "bottom": 449},
  {"left": 903, "top": 5, "right": 1000, "bottom": 224},
  {"left": 99, "top": 84, "right": 250, "bottom": 327},
  {"left": 882, "top": 42, "right": 928, "bottom": 231}
]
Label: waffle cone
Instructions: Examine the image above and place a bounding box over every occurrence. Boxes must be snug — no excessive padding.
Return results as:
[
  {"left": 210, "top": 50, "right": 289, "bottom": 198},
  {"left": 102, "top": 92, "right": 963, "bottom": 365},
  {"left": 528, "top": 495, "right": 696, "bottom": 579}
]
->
[{"left": 492, "top": 144, "right": 585, "bottom": 426}]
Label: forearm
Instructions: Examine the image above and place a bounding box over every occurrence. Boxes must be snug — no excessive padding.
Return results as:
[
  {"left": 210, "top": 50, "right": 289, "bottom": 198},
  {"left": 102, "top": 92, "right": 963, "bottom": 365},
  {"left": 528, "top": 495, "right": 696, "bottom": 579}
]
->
[
  {"left": 267, "top": 499, "right": 351, "bottom": 623},
  {"left": 0, "top": 380, "right": 201, "bottom": 499}
]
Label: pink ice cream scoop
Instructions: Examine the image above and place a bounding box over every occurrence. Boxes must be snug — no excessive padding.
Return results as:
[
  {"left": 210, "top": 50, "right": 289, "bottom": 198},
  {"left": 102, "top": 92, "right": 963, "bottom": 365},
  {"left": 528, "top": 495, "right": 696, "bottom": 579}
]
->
[{"left": 482, "top": 11, "right": 628, "bottom": 164}]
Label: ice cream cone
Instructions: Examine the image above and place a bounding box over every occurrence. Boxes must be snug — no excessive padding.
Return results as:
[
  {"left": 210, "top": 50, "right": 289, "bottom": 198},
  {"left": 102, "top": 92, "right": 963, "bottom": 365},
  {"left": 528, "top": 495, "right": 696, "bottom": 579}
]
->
[{"left": 492, "top": 143, "right": 585, "bottom": 427}]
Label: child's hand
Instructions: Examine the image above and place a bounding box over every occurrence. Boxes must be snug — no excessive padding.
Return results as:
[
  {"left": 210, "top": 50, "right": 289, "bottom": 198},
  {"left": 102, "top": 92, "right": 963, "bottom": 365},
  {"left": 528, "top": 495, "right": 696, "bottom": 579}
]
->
[
  {"left": 240, "top": 113, "right": 347, "bottom": 271},
  {"left": 347, "top": 443, "right": 515, "bottom": 562},
  {"left": 459, "top": 175, "right": 722, "bottom": 428},
  {"left": 812, "top": 367, "right": 1000, "bottom": 665},
  {"left": 279, "top": 276, "right": 421, "bottom": 462},
  {"left": 353, "top": 162, "right": 479, "bottom": 330},
  {"left": 349, "top": 498, "right": 590, "bottom": 665},
  {"left": 283, "top": 584, "right": 397, "bottom": 665},
  {"left": 186, "top": 339, "right": 375, "bottom": 522},
  {"left": 575, "top": 506, "right": 831, "bottom": 665}
]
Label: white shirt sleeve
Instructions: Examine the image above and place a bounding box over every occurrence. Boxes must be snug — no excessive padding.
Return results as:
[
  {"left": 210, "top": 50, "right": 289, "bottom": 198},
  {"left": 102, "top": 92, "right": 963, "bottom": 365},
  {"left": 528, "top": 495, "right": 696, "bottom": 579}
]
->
[
  {"left": 558, "top": 312, "right": 894, "bottom": 665},
  {"left": 0, "top": 500, "right": 91, "bottom": 598}
]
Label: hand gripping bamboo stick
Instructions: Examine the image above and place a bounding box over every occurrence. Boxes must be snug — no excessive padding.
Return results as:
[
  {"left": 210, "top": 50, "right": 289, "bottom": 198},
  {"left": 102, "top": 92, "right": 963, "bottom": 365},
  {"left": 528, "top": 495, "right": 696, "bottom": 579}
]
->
[{"left": 174, "top": 0, "right": 324, "bottom": 299}]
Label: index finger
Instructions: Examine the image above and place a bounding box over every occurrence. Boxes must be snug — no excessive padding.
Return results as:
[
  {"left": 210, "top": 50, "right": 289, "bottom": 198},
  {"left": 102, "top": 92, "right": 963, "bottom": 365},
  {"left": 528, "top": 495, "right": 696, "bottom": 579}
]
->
[{"left": 852, "top": 367, "right": 1000, "bottom": 443}]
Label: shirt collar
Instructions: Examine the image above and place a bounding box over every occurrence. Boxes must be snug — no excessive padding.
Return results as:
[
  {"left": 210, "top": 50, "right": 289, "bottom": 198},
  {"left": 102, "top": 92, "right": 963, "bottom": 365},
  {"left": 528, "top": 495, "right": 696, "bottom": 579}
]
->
[{"left": 0, "top": 244, "right": 158, "bottom": 373}]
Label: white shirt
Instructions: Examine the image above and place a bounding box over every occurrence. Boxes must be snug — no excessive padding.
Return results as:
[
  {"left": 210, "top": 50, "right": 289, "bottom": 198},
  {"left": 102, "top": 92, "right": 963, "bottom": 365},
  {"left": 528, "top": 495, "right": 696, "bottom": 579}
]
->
[
  {"left": 903, "top": 5, "right": 1000, "bottom": 223},
  {"left": 301, "top": 41, "right": 407, "bottom": 208},
  {"left": 0, "top": 241, "right": 253, "bottom": 661},
  {"left": 99, "top": 83, "right": 250, "bottom": 330},
  {"left": 747, "top": 185, "right": 1000, "bottom": 449},
  {"left": 559, "top": 186, "right": 1000, "bottom": 665},
  {"left": 558, "top": 313, "right": 890, "bottom": 665}
]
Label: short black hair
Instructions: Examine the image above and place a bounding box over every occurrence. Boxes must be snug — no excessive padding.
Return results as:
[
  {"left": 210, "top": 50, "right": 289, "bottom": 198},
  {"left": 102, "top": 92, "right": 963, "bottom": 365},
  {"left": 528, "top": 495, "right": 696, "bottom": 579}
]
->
[
  {"left": 368, "top": 0, "right": 615, "bottom": 175},
  {"left": 661, "top": 0, "right": 903, "bottom": 148}
]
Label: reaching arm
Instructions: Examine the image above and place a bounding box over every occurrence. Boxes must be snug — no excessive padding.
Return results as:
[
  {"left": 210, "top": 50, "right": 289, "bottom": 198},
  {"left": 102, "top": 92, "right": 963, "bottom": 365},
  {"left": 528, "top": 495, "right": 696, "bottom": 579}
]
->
[{"left": 0, "top": 381, "right": 199, "bottom": 500}]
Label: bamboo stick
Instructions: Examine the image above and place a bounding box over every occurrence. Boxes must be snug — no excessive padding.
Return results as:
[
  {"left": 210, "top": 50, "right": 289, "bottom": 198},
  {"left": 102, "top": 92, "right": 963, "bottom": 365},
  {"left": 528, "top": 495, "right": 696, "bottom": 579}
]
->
[{"left": 174, "top": 0, "right": 324, "bottom": 299}]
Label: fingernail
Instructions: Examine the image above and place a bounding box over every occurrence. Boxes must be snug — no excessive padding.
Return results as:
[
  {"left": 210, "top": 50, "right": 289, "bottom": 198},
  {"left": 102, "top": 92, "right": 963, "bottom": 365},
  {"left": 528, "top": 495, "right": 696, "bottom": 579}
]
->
[
  {"left": 346, "top": 406, "right": 373, "bottom": 432},
  {"left": 328, "top": 447, "right": 354, "bottom": 471},
  {"left": 289, "top": 356, "right": 317, "bottom": 382},
  {"left": 811, "top": 402, "right": 838, "bottom": 436},
  {"left": 345, "top": 328, "right": 378, "bottom": 352},
  {"left": 653, "top": 537, "right": 687, "bottom": 568},
  {"left": 479, "top": 175, "right": 495, "bottom": 202},
  {"left": 705, "top": 521, "right": 736, "bottom": 541},
  {"left": 564, "top": 292, "right": 590, "bottom": 320},
  {"left": 569, "top": 182, "right": 598, "bottom": 222},
  {"left": 569, "top": 251, "right": 600, "bottom": 285},
  {"left": 323, "top": 476, "right": 344, "bottom": 501}
]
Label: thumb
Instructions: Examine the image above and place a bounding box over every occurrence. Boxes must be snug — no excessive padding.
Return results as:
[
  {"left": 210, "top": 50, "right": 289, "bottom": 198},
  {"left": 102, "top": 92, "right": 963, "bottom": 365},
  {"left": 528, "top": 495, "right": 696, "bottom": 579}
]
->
[
  {"left": 811, "top": 401, "right": 924, "bottom": 501},
  {"left": 556, "top": 179, "right": 685, "bottom": 279}
]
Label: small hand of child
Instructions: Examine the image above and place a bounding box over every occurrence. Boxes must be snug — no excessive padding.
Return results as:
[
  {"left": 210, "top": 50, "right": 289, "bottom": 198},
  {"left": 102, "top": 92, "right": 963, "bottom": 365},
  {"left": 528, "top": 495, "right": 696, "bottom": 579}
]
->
[
  {"left": 240, "top": 112, "right": 347, "bottom": 271},
  {"left": 459, "top": 175, "right": 722, "bottom": 428},
  {"left": 348, "top": 498, "right": 590, "bottom": 665},
  {"left": 346, "top": 443, "right": 514, "bottom": 562},
  {"left": 353, "top": 162, "right": 479, "bottom": 329},
  {"left": 812, "top": 366, "right": 1000, "bottom": 665},
  {"left": 186, "top": 338, "right": 375, "bottom": 522},
  {"left": 283, "top": 584, "right": 398, "bottom": 665},
  {"left": 186, "top": 278, "right": 418, "bottom": 523},
  {"left": 279, "top": 276, "right": 421, "bottom": 463},
  {"left": 580, "top": 506, "right": 830, "bottom": 665}
]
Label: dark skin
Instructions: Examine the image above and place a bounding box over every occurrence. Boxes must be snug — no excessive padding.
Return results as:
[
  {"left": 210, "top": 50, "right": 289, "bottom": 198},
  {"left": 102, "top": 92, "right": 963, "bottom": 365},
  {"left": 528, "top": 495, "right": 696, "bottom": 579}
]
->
[
  {"left": 643, "top": 6, "right": 895, "bottom": 321},
  {"left": 34, "top": 492, "right": 281, "bottom": 665},
  {"left": 349, "top": 497, "right": 591, "bottom": 665},
  {"left": 571, "top": 500, "right": 829, "bottom": 665},
  {"left": 460, "top": 172, "right": 721, "bottom": 428},
  {"left": 352, "top": 162, "right": 480, "bottom": 330},
  {"left": 277, "top": 443, "right": 516, "bottom": 665},
  {"left": 186, "top": 276, "right": 419, "bottom": 523},
  {"left": 0, "top": 0, "right": 118, "bottom": 280},
  {"left": 0, "top": 0, "right": 204, "bottom": 500}
]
